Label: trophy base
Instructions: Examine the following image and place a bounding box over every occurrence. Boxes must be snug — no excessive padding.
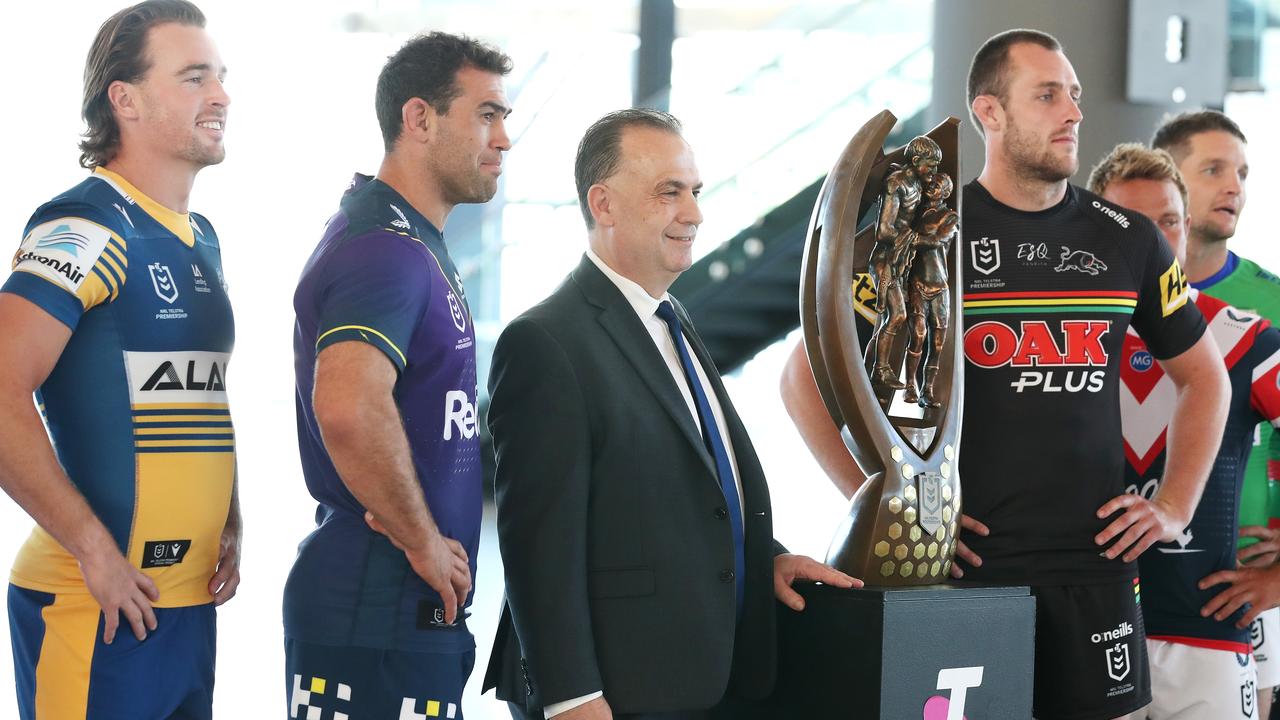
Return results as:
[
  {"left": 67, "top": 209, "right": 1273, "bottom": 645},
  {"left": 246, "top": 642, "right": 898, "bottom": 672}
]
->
[{"left": 765, "top": 582, "right": 1034, "bottom": 719}]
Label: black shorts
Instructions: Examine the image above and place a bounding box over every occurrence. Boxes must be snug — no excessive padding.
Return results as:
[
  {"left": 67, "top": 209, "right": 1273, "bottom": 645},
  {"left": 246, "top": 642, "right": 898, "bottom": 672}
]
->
[{"left": 1032, "top": 580, "right": 1151, "bottom": 720}]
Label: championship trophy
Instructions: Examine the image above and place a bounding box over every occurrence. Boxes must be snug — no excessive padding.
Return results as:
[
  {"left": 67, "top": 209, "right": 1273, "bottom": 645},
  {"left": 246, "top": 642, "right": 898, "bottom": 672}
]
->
[
  {"left": 770, "top": 111, "right": 1034, "bottom": 719},
  {"left": 800, "top": 109, "right": 963, "bottom": 585}
]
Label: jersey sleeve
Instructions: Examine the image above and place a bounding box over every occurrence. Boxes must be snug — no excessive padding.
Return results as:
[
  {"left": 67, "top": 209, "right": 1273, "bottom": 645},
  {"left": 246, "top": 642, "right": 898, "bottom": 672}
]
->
[
  {"left": 314, "top": 232, "right": 432, "bottom": 373},
  {"left": 1253, "top": 326, "right": 1280, "bottom": 430},
  {"left": 1129, "top": 224, "right": 1205, "bottom": 359},
  {"left": 2, "top": 205, "right": 128, "bottom": 330}
]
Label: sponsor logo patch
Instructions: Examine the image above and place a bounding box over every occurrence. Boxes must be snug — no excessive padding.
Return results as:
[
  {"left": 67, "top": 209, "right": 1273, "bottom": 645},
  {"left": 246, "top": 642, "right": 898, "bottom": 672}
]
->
[
  {"left": 922, "top": 666, "right": 983, "bottom": 720},
  {"left": 141, "top": 539, "right": 191, "bottom": 568},
  {"left": 1159, "top": 261, "right": 1191, "bottom": 317},
  {"left": 1054, "top": 246, "right": 1109, "bottom": 275},
  {"left": 13, "top": 218, "right": 112, "bottom": 293}
]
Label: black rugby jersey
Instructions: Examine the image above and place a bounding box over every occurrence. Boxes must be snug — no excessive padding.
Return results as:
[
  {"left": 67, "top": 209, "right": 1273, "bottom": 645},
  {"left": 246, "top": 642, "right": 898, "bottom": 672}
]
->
[{"left": 958, "top": 181, "right": 1205, "bottom": 585}]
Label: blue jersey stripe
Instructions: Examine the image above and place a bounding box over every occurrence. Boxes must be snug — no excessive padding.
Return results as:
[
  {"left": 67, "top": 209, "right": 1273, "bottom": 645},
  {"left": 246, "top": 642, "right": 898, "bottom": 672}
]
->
[
  {"left": 133, "top": 433, "right": 234, "bottom": 441},
  {"left": 97, "top": 256, "right": 123, "bottom": 290},
  {"left": 131, "top": 408, "right": 231, "bottom": 417},
  {"left": 131, "top": 421, "right": 233, "bottom": 429},
  {"left": 90, "top": 266, "right": 115, "bottom": 295}
]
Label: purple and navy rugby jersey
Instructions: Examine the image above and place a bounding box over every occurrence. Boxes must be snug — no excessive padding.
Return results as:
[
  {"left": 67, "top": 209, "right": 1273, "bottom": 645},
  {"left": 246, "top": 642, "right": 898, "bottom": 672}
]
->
[{"left": 284, "top": 174, "right": 480, "bottom": 652}]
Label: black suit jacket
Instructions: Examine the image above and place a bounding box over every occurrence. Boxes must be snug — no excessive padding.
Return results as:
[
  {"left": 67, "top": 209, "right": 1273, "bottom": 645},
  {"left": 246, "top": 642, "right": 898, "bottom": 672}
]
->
[{"left": 482, "top": 256, "right": 781, "bottom": 714}]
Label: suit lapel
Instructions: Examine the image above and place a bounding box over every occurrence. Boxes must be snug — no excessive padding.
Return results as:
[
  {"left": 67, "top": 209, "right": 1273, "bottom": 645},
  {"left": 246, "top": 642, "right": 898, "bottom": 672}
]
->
[{"left": 571, "top": 258, "right": 717, "bottom": 479}]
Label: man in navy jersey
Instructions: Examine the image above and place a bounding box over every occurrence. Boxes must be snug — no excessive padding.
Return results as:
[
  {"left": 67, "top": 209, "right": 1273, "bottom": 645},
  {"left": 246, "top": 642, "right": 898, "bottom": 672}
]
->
[
  {"left": 1090, "top": 142, "right": 1280, "bottom": 719},
  {"left": 782, "top": 29, "right": 1230, "bottom": 720},
  {"left": 284, "top": 32, "right": 512, "bottom": 719}
]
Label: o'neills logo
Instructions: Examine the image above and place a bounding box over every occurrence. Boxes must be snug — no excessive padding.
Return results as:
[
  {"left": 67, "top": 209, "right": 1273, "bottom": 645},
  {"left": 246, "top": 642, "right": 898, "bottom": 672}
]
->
[
  {"left": 14, "top": 251, "right": 85, "bottom": 284},
  {"left": 1091, "top": 621, "right": 1134, "bottom": 644},
  {"left": 1091, "top": 199, "right": 1131, "bottom": 228}
]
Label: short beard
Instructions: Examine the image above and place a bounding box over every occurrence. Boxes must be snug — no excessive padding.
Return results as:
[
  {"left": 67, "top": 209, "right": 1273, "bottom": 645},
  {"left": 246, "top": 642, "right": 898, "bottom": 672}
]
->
[
  {"left": 1190, "top": 218, "right": 1234, "bottom": 243},
  {"left": 1004, "top": 116, "right": 1076, "bottom": 184}
]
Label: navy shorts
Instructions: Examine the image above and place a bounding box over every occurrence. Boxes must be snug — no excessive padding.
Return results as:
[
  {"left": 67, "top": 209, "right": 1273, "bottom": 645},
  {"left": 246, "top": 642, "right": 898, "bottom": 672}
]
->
[
  {"left": 8, "top": 584, "right": 216, "bottom": 720},
  {"left": 285, "top": 636, "right": 475, "bottom": 719}
]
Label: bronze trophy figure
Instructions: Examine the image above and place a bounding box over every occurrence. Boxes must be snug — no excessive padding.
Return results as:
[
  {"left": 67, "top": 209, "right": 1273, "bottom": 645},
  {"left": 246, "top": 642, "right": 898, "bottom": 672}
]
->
[{"left": 799, "top": 110, "right": 964, "bottom": 585}]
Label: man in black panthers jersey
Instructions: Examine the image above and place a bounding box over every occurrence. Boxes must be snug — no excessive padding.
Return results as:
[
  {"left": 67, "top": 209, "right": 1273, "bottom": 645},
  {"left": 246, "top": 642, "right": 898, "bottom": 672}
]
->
[{"left": 782, "top": 29, "right": 1229, "bottom": 720}]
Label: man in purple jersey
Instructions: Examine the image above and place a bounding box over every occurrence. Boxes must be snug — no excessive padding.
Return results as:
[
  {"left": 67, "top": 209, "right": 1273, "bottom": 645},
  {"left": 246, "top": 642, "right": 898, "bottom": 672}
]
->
[
  {"left": 783, "top": 29, "right": 1229, "bottom": 720},
  {"left": 283, "top": 32, "right": 512, "bottom": 719}
]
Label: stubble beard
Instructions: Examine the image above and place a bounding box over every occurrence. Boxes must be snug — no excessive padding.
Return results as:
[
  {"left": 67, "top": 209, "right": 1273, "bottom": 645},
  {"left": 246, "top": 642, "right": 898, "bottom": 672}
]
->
[{"left": 1004, "top": 117, "right": 1076, "bottom": 185}]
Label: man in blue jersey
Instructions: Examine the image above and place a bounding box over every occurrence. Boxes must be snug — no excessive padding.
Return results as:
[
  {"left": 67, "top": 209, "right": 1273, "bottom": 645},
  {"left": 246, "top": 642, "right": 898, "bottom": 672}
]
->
[
  {"left": 284, "top": 32, "right": 512, "bottom": 720},
  {"left": 0, "top": 2, "right": 239, "bottom": 719}
]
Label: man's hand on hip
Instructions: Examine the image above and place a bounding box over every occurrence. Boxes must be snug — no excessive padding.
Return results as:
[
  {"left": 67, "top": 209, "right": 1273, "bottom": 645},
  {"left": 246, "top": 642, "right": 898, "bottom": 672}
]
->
[
  {"left": 79, "top": 543, "right": 159, "bottom": 644},
  {"left": 366, "top": 511, "right": 471, "bottom": 623}
]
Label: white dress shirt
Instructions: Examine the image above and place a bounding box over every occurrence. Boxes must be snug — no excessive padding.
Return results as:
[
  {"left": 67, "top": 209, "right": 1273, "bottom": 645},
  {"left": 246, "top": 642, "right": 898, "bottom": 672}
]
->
[{"left": 543, "top": 250, "right": 746, "bottom": 718}]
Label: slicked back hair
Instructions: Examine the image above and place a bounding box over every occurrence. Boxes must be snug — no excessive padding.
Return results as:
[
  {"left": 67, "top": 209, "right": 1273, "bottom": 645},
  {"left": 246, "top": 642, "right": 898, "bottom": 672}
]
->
[
  {"left": 1151, "top": 110, "right": 1247, "bottom": 163},
  {"left": 375, "top": 31, "right": 512, "bottom": 153},
  {"left": 1087, "top": 142, "right": 1188, "bottom": 210},
  {"left": 80, "top": 0, "right": 207, "bottom": 168},
  {"left": 966, "top": 28, "right": 1063, "bottom": 137},
  {"left": 574, "top": 108, "right": 684, "bottom": 229}
]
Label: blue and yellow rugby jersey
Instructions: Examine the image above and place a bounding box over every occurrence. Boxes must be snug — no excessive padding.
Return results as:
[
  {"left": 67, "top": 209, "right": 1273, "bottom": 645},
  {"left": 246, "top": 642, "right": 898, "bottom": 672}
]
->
[{"left": 2, "top": 168, "right": 235, "bottom": 608}]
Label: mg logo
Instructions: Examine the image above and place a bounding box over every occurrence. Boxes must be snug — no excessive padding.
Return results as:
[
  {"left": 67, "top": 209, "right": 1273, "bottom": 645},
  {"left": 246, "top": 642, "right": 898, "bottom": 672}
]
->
[
  {"left": 922, "top": 666, "right": 982, "bottom": 720},
  {"left": 442, "top": 390, "right": 477, "bottom": 440},
  {"left": 1106, "top": 642, "right": 1131, "bottom": 682}
]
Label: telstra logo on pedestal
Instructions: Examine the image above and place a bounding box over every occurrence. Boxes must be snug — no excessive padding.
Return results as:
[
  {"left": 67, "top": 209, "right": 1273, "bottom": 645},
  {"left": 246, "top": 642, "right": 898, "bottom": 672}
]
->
[{"left": 923, "top": 666, "right": 983, "bottom": 720}]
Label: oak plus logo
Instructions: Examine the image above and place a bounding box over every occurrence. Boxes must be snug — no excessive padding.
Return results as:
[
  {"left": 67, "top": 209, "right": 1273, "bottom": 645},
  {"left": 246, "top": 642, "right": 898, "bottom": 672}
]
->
[
  {"left": 442, "top": 390, "right": 477, "bottom": 441},
  {"left": 964, "top": 320, "right": 1111, "bottom": 393},
  {"left": 922, "top": 666, "right": 982, "bottom": 720}
]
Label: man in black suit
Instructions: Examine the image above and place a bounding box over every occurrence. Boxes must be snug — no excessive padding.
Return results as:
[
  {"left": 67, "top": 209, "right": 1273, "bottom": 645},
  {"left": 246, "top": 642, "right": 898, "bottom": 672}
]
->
[{"left": 482, "top": 108, "right": 857, "bottom": 720}]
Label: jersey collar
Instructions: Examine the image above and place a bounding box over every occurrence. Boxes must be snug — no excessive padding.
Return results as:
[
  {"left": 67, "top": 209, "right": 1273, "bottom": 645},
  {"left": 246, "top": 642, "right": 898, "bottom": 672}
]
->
[
  {"left": 92, "top": 167, "right": 196, "bottom": 247},
  {"left": 1190, "top": 251, "right": 1239, "bottom": 291}
]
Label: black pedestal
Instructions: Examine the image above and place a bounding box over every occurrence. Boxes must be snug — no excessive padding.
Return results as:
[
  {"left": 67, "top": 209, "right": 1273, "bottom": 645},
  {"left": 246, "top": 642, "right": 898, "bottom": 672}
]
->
[{"left": 769, "top": 583, "right": 1035, "bottom": 719}]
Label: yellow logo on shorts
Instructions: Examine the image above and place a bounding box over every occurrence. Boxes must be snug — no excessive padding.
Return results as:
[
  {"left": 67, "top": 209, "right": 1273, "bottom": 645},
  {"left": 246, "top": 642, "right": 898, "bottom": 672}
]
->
[{"left": 1159, "top": 261, "right": 1190, "bottom": 317}]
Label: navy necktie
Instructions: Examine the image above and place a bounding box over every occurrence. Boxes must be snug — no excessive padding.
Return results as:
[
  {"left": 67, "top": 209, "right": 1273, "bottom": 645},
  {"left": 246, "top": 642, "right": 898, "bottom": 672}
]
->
[{"left": 655, "top": 300, "right": 745, "bottom": 615}]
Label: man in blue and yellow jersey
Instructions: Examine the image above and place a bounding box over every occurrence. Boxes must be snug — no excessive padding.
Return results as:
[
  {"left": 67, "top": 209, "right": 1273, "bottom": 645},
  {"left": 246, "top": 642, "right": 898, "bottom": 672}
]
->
[
  {"left": 284, "top": 32, "right": 511, "bottom": 720},
  {"left": 0, "top": 2, "right": 239, "bottom": 719}
]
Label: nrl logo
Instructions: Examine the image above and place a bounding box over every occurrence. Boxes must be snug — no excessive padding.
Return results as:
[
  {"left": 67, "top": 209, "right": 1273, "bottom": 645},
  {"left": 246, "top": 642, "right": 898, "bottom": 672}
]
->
[
  {"left": 970, "top": 237, "right": 1001, "bottom": 276},
  {"left": 1106, "top": 642, "right": 1131, "bottom": 682},
  {"left": 148, "top": 263, "right": 179, "bottom": 304}
]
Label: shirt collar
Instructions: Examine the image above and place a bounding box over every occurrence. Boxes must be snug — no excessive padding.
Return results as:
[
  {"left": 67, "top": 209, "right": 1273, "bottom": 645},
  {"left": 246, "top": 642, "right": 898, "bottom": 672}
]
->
[{"left": 585, "top": 247, "right": 670, "bottom": 321}]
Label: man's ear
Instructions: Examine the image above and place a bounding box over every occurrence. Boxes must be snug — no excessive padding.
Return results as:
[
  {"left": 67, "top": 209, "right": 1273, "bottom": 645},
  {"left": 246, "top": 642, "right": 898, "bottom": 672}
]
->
[
  {"left": 971, "top": 95, "right": 1003, "bottom": 136},
  {"left": 400, "top": 97, "right": 437, "bottom": 145},
  {"left": 587, "top": 184, "right": 613, "bottom": 228},
  {"left": 107, "top": 80, "right": 140, "bottom": 122}
]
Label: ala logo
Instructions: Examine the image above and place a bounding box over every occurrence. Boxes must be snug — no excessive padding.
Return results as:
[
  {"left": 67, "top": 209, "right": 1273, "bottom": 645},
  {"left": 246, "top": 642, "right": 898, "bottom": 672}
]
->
[
  {"left": 443, "top": 390, "right": 477, "bottom": 441},
  {"left": 149, "top": 263, "right": 179, "bottom": 304},
  {"left": 446, "top": 290, "right": 467, "bottom": 332},
  {"left": 964, "top": 319, "right": 1110, "bottom": 393},
  {"left": 922, "top": 666, "right": 983, "bottom": 720},
  {"left": 1054, "top": 246, "right": 1109, "bottom": 275},
  {"left": 126, "top": 351, "right": 230, "bottom": 405},
  {"left": 389, "top": 204, "right": 411, "bottom": 230},
  {"left": 140, "top": 358, "right": 226, "bottom": 393},
  {"left": 1129, "top": 350, "right": 1153, "bottom": 372},
  {"left": 970, "top": 237, "right": 1001, "bottom": 276}
]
